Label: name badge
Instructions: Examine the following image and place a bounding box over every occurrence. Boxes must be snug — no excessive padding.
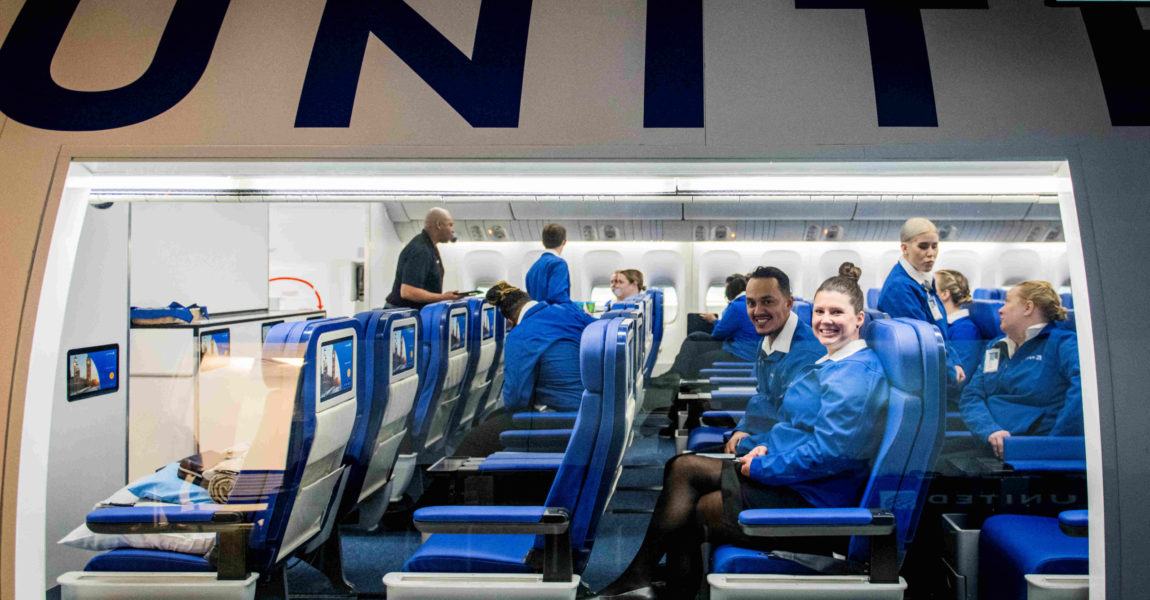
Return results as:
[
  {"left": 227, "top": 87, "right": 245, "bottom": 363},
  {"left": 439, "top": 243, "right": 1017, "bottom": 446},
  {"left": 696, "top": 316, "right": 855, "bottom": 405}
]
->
[
  {"left": 983, "top": 348, "right": 1000, "bottom": 373},
  {"left": 927, "top": 295, "right": 944, "bottom": 322}
]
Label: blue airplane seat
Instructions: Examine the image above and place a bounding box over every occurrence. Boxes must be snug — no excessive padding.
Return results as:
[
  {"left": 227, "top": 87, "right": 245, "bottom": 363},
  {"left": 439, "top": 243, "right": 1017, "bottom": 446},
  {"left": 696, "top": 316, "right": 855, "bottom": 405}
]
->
[
  {"left": 1059, "top": 292, "right": 1073, "bottom": 309},
  {"left": 507, "top": 307, "right": 644, "bottom": 439},
  {"left": 968, "top": 299, "right": 1004, "bottom": 339},
  {"left": 408, "top": 300, "right": 473, "bottom": 464},
  {"left": 708, "top": 318, "right": 946, "bottom": 599},
  {"left": 474, "top": 300, "right": 507, "bottom": 421},
  {"left": 974, "top": 288, "right": 1006, "bottom": 301},
  {"left": 451, "top": 298, "right": 503, "bottom": 436},
  {"left": 978, "top": 510, "right": 1088, "bottom": 600},
  {"left": 867, "top": 287, "right": 880, "bottom": 309},
  {"left": 65, "top": 318, "right": 364, "bottom": 598},
  {"left": 383, "top": 317, "right": 637, "bottom": 598},
  {"left": 641, "top": 289, "right": 664, "bottom": 381},
  {"left": 793, "top": 299, "right": 812, "bottom": 326},
  {"left": 335, "top": 309, "right": 422, "bottom": 527}
]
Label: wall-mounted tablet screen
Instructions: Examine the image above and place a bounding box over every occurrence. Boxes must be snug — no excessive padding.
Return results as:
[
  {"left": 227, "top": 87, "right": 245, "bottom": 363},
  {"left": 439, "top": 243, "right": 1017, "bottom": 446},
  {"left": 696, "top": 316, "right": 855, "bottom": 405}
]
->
[
  {"left": 450, "top": 312, "right": 467, "bottom": 351},
  {"left": 320, "top": 336, "right": 354, "bottom": 402},
  {"left": 262, "top": 320, "right": 283, "bottom": 343},
  {"left": 482, "top": 306, "right": 496, "bottom": 340},
  {"left": 66, "top": 344, "right": 119, "bottom": 402},
  {"left": 392, "top": 324, "right": 417, "bottom": 375},
  {"left": 198, "top": 329, "right": 230, "bottom": 372}
]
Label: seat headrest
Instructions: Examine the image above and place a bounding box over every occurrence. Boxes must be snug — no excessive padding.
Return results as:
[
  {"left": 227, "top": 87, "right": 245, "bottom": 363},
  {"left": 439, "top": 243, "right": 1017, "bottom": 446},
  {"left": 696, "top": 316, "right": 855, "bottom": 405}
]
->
[
  {"left": 866, "top": 319, "right": 922, "bottom": 393},
  {"left": 793, "top": 300, "right": 812, "bottom": 326},
  {"left": 581, "top": 319, "right": 610, "bottom": 393},
  {"left": 968, "top": 300, "right": 1003, "bottom": 339}
]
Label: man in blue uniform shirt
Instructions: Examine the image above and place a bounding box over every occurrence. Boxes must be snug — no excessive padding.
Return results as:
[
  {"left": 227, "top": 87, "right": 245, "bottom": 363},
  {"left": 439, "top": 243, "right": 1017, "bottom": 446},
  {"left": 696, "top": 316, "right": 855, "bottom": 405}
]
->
[
  {"left": 959, "top": 281, "right": 1082, "bottom": 458},
  {"left": 384, "top": 207, "right": 463, "bottom": 309},
  {"left": 725, "top": 266, "right": 825, "bottom": 454},
  {"left": 524, "top": 223, "right": 572, "bottom": 304}
]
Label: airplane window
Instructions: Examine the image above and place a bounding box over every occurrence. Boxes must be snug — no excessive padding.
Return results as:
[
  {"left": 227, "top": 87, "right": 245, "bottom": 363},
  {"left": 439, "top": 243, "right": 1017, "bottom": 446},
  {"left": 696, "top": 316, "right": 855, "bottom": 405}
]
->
[
  {"left": 650, "top": 286, "right": 678, "bottom": 322},
  {"left": 589, "top": 286, "right": 615, "bottom": 312},
  {"left": 704, "top": 285, "right": 727, "bottom": 314}
]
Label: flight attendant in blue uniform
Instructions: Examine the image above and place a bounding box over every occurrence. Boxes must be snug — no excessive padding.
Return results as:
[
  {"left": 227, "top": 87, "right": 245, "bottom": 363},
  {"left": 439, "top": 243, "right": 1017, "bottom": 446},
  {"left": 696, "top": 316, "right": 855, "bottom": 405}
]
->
[
  {"left": 524, "top": 223, "right": 572, "bottom": 304},
  {"left": 724, "top": 266, "right": 826, "bottom": 454},
  {"left": 452, "top": 281, "right": 596, "bottom": 457},
  {"left": 935, "top": 269, "right": 984, "bottom": 394},
  {"left": 959, "top": 281, "right": 1081, "bottom": 458},
  {"left": 878, "top": 217, "right": 965, "bottom": 386},
  {"left": 598, "top": 263, "right": 890, "bottom": 600}
]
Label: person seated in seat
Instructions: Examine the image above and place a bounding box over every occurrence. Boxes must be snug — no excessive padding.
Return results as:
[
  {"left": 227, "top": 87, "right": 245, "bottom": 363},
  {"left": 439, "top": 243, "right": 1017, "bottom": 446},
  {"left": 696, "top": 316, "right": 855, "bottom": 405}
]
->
[
  {"left": 935, "top": 269, "right": 983, "bottom": 404},
  {"left": 878, "top": 217, "right": 966, "bottom": 387},
  {"left": 653, "top": 273, "right": 761, "bottom": 386},
  {"left": 525, "top": 223, "right": 572, "bottom": 304},
  {"left": 959, "top": 281, "right": 1082, "bottom": 459},
  {"left": 596, "top": 263, "right": 890, "bottom": 600},
  {"left": 453, "top": 281, "right": 597, "bottom": 457},
  {"left": 723, "top": 266, "right": 826, "bottom": 454},
  {"left": 608, "top": 268, "right": 646, "bottom": 306}
]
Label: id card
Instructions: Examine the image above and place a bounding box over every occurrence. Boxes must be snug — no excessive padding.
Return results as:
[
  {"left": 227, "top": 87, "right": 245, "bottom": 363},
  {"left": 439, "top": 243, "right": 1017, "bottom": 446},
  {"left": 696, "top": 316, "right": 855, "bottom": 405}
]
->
[
  {"left": 983, "top": 348, "right": 1001, "bottom": 373},
  {"left": 927, "top": 295, "right": 944, "bottom": 322}
]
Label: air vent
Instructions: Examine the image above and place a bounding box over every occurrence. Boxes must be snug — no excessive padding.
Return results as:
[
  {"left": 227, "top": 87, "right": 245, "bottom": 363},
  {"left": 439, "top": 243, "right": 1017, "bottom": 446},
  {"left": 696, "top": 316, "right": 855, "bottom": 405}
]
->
[
  {"left": 581, "top": 224, "right": 597, "bottom": 241},
  {"left": 1024, "top": 224, "right": 1047, "bottom": 242},
  {"left": 601, "top": 224, "right": 618, "bottom": 240},
  {"left": 468, "top": 225, "right": 484, "bottom": 241},
  {"left": 824, "top": 224, "right": 844, "bottom": 241},
  {"left": 694, "top": 225, "right": 707, "bottom": 241},
  {"left": 804, "top": 224, "right": 820, "bottom": 241},
  {"left": 1044, "top": 226, "right": 1062, "bottom": 242},
  {"left": 487, "top": 225, "right": 507, "bottom": 240},
  {"left": 713, "top": 224, "right": 729, "bottom": 240}
]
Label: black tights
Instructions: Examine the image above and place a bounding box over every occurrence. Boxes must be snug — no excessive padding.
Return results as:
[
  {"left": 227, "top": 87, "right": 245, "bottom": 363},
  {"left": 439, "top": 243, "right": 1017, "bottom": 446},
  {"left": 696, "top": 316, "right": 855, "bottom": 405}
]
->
[{"left": 599, "top": 454, "right": 725, "bottom": 599}]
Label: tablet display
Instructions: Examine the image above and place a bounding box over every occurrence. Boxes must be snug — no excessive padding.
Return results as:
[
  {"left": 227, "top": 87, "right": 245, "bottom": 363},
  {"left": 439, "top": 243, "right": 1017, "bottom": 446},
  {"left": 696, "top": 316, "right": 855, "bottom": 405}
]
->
[
  {"left": 66, "top": 344, "right": 119, "bottom": 401},
  {"left": 482, "top": 306, "right": 496, "bottom": 340},
  {"left": 320, "top": 336, "right": 354, "bottom": 402},
  {"left": 450, "top": 312, "right": 467, "bottom": 351},
  {"left": 392, "top": 324, "right": 416, "bottom": 375}
]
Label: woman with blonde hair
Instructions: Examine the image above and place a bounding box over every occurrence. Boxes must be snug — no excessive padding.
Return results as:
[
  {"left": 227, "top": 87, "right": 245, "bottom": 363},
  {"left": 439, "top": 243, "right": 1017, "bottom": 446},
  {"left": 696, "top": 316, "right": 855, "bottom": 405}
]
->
[
  {"left": 958, "top": 281, "right": 1081, "bottom": 458},
  {"left": 878, "top": 218, "right": 966, "bottom": 386},
  {"left": 609, "top": 269, "right": 646, "bottom": 304}
]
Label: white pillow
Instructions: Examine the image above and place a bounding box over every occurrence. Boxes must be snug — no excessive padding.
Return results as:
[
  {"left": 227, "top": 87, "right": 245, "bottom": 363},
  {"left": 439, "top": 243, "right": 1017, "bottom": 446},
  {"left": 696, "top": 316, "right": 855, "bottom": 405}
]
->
[{"left": 58, "top": 523, "right": 216, "bottom": 556}]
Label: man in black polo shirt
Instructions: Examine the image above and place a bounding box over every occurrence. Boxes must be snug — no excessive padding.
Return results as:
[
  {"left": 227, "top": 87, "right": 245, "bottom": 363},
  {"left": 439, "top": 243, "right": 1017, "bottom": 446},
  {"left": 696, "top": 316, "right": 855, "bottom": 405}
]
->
[{"left": 385, "top": 207, "right": 463, "bottom": 309}]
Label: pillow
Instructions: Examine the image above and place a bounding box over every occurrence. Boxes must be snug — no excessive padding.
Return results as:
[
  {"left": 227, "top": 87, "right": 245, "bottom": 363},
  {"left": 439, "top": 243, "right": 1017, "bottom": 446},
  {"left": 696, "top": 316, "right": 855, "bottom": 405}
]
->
[
  {"left": 58, "top": 523, "right": 215, "bottom": 556},
  {"left": 127, "top": 463, "right": 213, "bottom": 504}
]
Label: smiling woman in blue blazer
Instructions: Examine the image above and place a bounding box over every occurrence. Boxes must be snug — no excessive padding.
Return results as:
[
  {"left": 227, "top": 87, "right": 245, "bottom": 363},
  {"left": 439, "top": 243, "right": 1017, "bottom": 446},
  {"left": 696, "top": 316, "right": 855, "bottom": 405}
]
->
[{"left": 959, "top": 280, "right": 1081, "bottom": 458}]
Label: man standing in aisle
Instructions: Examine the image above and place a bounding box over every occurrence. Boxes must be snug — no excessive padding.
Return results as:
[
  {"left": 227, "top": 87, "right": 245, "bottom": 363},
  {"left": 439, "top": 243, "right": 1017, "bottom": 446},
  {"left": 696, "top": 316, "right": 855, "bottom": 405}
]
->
[
  {"left": 525, "top": 223, "right": 573, "bottom": 304},
  {"left": 385, "top": 207, "right": 463, "bottom": 309}
]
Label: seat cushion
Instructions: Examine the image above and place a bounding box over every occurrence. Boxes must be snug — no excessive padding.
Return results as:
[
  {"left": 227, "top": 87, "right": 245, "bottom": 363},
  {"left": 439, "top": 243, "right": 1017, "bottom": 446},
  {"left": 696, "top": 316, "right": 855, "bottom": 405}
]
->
[
  {"left": 979, "top": 514, "right": 1088, "bottom": 600},
  {"left": 687, "top": 427, "right": 728, "bottom": 452},
  {"left": 85, "top": 548, "right": 214, "bottom": 572},
  {"left": 402, "top": 533, "right": 536, "bottom": 574},
  {"left": 711, "top": 544, "right": 820, "bottom": 575}
]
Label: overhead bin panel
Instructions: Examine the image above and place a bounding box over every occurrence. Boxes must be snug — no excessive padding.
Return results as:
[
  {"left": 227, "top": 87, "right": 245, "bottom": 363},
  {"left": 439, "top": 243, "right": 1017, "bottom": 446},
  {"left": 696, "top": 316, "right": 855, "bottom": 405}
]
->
[
  {"left": 682, "top": 198, "right": 854, "bottom": 220},
  {"left": 854, "top": 196, "right": 1031, "bottom": 220},
  {"left": 402, "top": 200, "right": 514, "bottom": 220},
  {"left": 509, "top": 200, "right": 681, "bottom": 220}
]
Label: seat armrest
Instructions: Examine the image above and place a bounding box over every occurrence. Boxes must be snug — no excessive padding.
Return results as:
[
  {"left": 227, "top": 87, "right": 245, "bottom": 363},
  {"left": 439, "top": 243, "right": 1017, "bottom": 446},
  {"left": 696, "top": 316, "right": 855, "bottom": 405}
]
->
[
  {"left": 1002, "top": 436, "right": 1085, "bottom": 461},
  {"left": 1059, "top": 510, "right": 1089, "bottom": 537},
  {"left": 709, "top": 376, "right": 757, "bottom": 385},
  {"left": 511, "top": 412, "right": 578, "bottom": 429},
  {"left": 738, "top": 508, "right": 895, "bottom": 537},
  {"left": 700, "top": 410, "right": 744, "bottom": 427},
  {"left": 710, "top": 388, "right": 756, "bottom": 401},
  {"left": 86, "top": 504, "right": 262, "bottom": 535},
  {"left": 711, "top": 361, "right": 753, "bottom": 368},
  {"left": 413, "top": 506, "right": 569, "bottom": 535},
  {"left": 1003, "top": 459, "right": 1086, "bottom": 473}
]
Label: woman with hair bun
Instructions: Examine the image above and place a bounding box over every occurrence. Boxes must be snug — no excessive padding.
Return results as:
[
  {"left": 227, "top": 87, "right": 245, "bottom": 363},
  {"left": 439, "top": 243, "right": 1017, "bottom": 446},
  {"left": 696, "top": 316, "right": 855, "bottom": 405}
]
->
[
  {"left": 878, "top": 218, "right": 966, "bottom": 385},
  {"left": 935, "top": 269, "right": 984, "bottom": 400},
  {"left": 958, "top": 280, "right": 1081, "bottom": 459},
  {"left": 596, "top": 263, "right": 890, "bottom": 600},
  {"left": 453, "top": 281, "right": 597, "bottom": 456}
]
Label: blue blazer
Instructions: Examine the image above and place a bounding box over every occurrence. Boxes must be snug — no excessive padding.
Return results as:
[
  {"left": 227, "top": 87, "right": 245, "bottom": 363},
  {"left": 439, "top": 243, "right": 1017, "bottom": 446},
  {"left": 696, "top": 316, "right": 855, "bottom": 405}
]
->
[
  {"left": 747, "top": 347, "right": 890, "bottom": 508},
  {"left": 948, "top": 315, "right": 985, "bottom": 389},
  {"left": 959, "top": 323, "right": 1082, "bottom": 441},
  {"left": 525, "top": 252, "right": 572, "bottom": 304},
  {"left": 711, "top": 296, "right": 762, "bottom": 362},
  {"left": 736, "top": 322, "right": 826, "bottom": 453},
  {"left": 878, "top": 262, "right": 960, "bottom": 377},
  {"left": 501, "top": 303, "right": 596, "bottom": 413}
]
